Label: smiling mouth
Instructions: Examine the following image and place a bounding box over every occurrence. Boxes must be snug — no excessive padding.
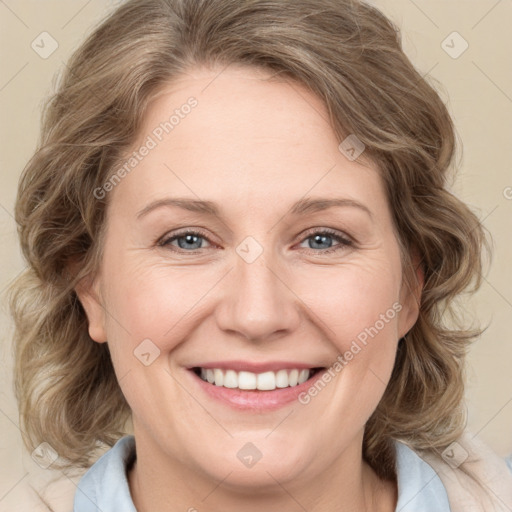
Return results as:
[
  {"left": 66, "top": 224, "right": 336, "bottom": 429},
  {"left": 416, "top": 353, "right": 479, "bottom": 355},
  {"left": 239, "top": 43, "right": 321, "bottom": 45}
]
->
[{"left": 192, "top": 367, "right": 325, "bottom": 391}]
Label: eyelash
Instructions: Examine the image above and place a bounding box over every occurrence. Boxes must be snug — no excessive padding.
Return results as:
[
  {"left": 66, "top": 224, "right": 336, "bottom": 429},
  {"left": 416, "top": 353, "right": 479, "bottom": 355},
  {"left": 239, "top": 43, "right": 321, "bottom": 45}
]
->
[{"left": 157, "top": 227, "right": 353, "bottom": 255}]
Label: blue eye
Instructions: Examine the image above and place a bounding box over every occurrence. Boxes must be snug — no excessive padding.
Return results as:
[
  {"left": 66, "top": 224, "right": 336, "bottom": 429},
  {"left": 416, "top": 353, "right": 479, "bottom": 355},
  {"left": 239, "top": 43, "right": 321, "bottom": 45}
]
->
[
  {"left": 299, "top": 229, "right": 352, "bottom": 253},
  {"left": 158, "top": 228, "right": 352, "bottom": 254},
  {"left": 159, "top": 230, "right": 211, "bottom": 251}
]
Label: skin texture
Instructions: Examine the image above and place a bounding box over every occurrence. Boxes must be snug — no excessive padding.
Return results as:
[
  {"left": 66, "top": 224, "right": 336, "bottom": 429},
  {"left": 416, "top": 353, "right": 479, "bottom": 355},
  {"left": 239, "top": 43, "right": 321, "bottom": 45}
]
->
[{"left": 77, "top": 64, "right": 422, "bottom": 512}]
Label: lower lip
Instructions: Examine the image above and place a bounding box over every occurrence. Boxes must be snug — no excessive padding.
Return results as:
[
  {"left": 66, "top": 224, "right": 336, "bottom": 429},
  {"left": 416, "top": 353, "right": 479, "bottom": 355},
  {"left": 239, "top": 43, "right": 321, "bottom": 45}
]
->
[{"left": 187, "top": 368, "right": 327, "bottom": 411}]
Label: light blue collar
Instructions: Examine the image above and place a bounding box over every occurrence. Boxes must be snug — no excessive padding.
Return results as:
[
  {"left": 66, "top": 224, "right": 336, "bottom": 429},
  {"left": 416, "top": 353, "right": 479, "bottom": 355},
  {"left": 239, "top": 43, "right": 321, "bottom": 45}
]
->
[
  {"left": 394, "top": 440, "right": 451, "bottom": 511},
  {"left": 73, "top": 435, "right": 451, "bottom": 511},
  {"left": 74, "top": 436, "right": 137, "bottom": 512}
]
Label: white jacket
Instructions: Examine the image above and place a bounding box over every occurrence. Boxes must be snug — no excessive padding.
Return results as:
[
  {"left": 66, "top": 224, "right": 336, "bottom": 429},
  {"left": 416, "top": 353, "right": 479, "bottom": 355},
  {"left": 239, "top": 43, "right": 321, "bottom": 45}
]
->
[{"left": 420, "top": 431, "right": 512, "bottom": 511}]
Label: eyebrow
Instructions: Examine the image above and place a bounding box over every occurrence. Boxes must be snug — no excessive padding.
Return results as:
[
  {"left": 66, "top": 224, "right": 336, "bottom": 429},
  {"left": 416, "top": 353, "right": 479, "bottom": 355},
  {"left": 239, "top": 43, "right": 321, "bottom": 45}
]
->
[{"left": 136, "top": 196, "right": 373, "bottom": 220}]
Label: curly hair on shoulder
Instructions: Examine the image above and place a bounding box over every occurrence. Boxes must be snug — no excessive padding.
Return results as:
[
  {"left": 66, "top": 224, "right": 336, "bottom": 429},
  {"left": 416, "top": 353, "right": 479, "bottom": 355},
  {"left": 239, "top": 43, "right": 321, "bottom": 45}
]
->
[{"left": 9, "top": 0, "right": 488, "bottom": 479}]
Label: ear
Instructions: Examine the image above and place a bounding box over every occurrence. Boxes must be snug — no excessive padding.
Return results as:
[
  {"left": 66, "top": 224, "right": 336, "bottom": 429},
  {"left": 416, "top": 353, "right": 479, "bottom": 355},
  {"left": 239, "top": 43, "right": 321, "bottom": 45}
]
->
[
  {"left": 398, "top": 248, "right": 424, "bottom": 338},
  {"left": 74, "top": 271, "right": 108, "bottom": 344}
]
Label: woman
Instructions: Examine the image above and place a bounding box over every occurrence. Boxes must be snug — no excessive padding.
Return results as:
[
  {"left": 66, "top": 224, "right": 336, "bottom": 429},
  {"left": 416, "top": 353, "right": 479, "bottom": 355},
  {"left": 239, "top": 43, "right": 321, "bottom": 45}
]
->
[{"left": 9, "top": 0, "right": 512, "bottom": 510}]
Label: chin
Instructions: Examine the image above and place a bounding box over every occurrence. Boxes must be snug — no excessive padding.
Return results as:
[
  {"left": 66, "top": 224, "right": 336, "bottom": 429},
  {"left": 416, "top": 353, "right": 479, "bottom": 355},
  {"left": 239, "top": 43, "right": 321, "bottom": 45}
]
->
[{"left": 184, "top": 436, "right": 313, "bottom": 490}]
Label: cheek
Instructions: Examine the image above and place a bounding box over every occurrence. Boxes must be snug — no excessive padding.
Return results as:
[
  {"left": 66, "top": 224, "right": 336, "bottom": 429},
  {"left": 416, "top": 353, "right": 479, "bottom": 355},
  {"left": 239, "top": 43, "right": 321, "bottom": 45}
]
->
[
  {"left": 298, "top": 258, "right": 403, "bottom": 412},
  {"left": 98, "top": 260, "right": 210, "bottom": 421},
  {"left": 299, "top": 259, "right": 403, "bottom": 349},
  {"left": 104, "top": 264, "right": 207, "bottom": 340}
]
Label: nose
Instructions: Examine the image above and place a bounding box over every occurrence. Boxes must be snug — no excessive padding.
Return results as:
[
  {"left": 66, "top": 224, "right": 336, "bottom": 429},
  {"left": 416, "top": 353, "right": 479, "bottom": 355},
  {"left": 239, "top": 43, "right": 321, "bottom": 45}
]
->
[{"left": 215, "top": 251, "right": 301, "bottom": 342}]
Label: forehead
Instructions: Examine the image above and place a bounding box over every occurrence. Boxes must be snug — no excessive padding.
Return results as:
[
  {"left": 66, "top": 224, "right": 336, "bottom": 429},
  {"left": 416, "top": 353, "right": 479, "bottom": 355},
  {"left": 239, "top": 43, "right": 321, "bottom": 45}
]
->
[{"left": 109, "top": 65, "right": 389, "bottom": 222}]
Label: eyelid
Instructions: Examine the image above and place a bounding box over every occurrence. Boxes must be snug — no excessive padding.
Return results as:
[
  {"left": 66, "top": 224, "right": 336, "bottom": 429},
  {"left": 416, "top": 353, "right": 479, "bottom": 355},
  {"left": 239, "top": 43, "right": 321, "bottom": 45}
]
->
[
  {"left": 157, "top": 227, "right": 215, "bottom": 249},
  {"left": 295, "top": 227, "right": 354, "bottom": 254},
  {"left": 157, "top": 226, "right": 354, "bottom": 254},
  {"left": 298, "top": 226, "right": 353, "bottom": 244}
]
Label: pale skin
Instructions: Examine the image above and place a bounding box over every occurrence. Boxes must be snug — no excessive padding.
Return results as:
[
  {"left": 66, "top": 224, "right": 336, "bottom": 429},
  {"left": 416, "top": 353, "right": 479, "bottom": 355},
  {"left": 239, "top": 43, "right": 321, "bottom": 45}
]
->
[{"left": 77, "top": 64, "right": 423, "bottom": 512}]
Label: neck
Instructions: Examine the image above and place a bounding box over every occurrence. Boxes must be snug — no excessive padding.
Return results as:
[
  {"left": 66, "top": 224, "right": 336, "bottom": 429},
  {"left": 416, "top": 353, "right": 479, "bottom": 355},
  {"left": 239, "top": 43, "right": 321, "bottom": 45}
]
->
[{"left": 128, "top": 429, "right": 397, "bottom": 512}]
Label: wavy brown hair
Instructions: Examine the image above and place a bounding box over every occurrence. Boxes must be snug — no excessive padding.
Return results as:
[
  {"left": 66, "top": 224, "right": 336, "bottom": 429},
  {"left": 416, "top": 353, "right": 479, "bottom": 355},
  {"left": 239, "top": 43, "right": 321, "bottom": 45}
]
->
[{"left": 9, "top": 0, "right": 488, "bottom": 479}]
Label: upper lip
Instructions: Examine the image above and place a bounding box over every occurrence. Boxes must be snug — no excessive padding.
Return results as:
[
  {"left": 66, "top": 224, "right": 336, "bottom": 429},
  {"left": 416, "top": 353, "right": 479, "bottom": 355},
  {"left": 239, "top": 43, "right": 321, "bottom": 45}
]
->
[{"left": 188, "top": 360, "right": 325, "bottom": 373}]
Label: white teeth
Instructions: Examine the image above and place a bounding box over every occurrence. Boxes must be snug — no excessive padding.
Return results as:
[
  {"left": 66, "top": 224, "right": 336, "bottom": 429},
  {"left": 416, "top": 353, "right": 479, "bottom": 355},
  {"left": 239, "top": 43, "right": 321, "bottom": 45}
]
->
[
  {"left": 257, "top": 371, "right": 276, "bottom": 390},
  {"left": 223, "top": 370, "right": 238, "bottom": 388},
  {"left": 238, "top": 371, "right": 257, "bottom": 390},
  {"left": 197, "top": 368, "right": 316, "bottom": 390},
  {"left": 288, "top": 369, "right": 299, "bottom": 386},
  {"left": 298, "top": 369, "right": 310, "bottom": 384},
  {"left": 275, "top": 369, "right": 289, "bottom": 388},
  {"left": 214, "top": 368, "right": 224, "bottom": 386}
]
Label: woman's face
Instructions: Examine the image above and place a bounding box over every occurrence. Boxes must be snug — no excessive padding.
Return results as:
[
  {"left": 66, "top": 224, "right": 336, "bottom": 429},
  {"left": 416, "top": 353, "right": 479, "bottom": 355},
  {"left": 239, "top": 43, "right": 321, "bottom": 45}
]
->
[{"left": 80, "top": 65, "right": 420, "bottom": 489}]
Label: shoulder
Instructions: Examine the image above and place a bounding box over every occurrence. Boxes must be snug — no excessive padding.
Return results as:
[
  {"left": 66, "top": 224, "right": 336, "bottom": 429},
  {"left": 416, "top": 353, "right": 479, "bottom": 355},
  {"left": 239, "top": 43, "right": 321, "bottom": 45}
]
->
[
  {"left": 0, "top": 471, "right": 79, "bottom": 512},
  {"left": 2, "top": 436, "right": 135, "bottom": 512},
  {"left": 411, "top": 432, "right": 512, "bottom": 512}
]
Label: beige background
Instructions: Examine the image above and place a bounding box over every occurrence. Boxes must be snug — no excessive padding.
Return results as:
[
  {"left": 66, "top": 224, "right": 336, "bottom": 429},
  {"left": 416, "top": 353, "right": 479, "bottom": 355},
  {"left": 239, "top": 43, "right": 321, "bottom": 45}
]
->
[{"left": 1, "top": 0, "right": 511, "bottom": 509}]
